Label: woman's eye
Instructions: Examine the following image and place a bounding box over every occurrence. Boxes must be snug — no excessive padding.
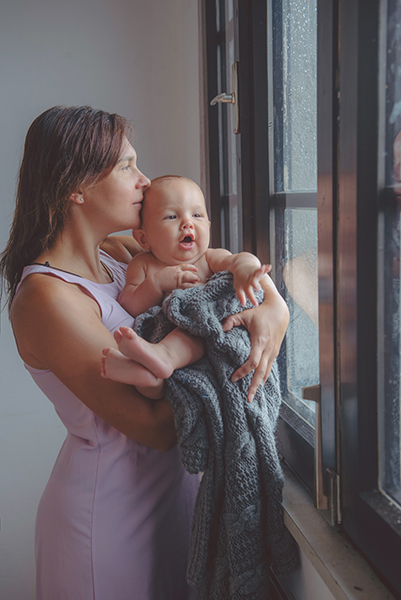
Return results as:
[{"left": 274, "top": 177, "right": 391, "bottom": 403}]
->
[{"left": 122, "top": 164, "right": 131, "bottom": 171}]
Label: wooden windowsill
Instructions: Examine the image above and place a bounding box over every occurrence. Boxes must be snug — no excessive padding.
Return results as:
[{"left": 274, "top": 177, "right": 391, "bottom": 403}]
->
[{"left": 282, "top": 466, "right": 396, "bottom": 600}]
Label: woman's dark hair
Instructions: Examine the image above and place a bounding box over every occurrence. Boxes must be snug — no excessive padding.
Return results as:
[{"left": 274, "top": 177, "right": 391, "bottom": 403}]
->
[{"left": 0, "top": 105, "right": 130, "bottom": 310}]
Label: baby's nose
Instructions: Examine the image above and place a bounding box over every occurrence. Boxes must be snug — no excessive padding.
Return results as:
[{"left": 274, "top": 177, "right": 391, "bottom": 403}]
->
[{"left": 181, "top": 218, "right": 194, "bottom": 229}]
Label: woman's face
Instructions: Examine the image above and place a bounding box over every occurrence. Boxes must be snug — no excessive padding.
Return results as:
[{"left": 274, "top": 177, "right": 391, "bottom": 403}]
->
[{"left": 82, "top": 138, "right": 150, "bottom": 233}]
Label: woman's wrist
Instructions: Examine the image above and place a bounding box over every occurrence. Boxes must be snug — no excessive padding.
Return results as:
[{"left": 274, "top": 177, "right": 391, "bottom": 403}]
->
[{"left": 260, "top": 278, "right": 289, "bottom": 325}]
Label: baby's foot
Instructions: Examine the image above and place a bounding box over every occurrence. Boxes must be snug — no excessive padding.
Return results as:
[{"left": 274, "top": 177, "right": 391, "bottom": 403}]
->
[
  {"left": 115, "top": 326, "right": 175, "bottom": 380},
  {"left": 101, "top": 347, "right": 160, "bottom": 387}
]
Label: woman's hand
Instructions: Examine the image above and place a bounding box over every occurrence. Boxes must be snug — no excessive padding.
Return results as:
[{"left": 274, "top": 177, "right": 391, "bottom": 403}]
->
[{"left": 222, "top": 279, "right": 289, "bottom": 402}]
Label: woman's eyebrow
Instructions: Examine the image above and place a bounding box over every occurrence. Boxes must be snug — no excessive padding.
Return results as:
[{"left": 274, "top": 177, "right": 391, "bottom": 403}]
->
[{"left": 118, "top": 154, "right": 136, "bottom": 163}]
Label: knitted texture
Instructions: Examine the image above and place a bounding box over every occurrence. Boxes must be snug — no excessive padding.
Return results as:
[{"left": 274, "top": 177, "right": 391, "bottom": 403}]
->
[{"left": 133, "top": 272, "right": 299, "bottom": 599}]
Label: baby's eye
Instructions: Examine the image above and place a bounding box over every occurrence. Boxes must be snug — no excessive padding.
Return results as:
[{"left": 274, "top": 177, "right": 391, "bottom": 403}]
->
[
  {"left": 193, "top": 213, "right": 203, "bottom": 218},
  {"left": 165, "top": 215, "right": 177, "bottom": 220}
]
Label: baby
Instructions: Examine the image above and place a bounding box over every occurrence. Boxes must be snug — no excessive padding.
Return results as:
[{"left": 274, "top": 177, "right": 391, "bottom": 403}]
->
[{"left": 101, "top": 176, "right": 270, "bottom": 400}]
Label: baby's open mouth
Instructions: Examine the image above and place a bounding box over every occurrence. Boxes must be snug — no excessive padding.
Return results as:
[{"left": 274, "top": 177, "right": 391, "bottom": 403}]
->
[{"left": 179, "top": 235, "right": 195, "bottom": 249}]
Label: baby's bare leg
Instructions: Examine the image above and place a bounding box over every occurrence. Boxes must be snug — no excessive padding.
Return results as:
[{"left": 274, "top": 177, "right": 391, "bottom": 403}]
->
[
  {"left": 101, "top": 347, "right": 162, "bottom": 387},
  {"left": 116, "top": 326, "right": 205, "bottom": 379}
]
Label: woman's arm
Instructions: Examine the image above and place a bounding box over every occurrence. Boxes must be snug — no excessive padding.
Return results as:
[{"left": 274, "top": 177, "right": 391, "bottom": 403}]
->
[
  {"left": 11, "top": 274, "right": 177, "bottom": 451},
  {"left": 222, "top": 274, "right": 289, "bottom": 402}
]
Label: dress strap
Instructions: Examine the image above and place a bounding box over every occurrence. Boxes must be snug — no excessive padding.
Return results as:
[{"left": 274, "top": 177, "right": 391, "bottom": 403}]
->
[{"left": 29, "top": 260, "right": 114, "bottom": 282}]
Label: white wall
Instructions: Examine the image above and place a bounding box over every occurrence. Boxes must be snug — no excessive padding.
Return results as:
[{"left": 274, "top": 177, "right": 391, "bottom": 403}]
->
[{"left": 0, "top": 2, "right": 200, "bottom": 599}]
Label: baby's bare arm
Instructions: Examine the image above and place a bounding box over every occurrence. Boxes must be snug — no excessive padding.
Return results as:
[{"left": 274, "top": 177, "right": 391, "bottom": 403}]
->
[
  {"left": 206, "top": 248, "right": 271, "bottom": 306},
  {"left": 119, "top": 254, "right": 200, "bottom": 317}
]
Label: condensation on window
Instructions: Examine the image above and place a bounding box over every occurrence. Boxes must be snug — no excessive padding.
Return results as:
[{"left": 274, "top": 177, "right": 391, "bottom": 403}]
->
[
  {"left": 378, "top": 0, "right": 401, "bottom": 508},
  {"left": 283, "top": 208, "right": 319, "bottom": 426},
  {"left": 281, "top": 0, "right": 317, "bottom": 192}
]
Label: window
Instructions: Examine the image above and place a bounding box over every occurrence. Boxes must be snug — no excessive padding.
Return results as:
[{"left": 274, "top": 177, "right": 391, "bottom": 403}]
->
[
  {"left": 269, "top": 0, "right": 320, "bottom": 496},
  {"left": 378, "top": 0, "right": 401, "bottom": 511},
  {"left": 202, "top": 0, "right": 401, "bottom": 595}
]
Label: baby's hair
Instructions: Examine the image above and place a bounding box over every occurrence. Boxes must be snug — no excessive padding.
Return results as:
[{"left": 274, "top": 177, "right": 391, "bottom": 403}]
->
[
  {"left": 147, "top": 174, "right": 198, "bottom": 191},
  {"left": 139, "top": 175, "right": 203, "bottom": 225}
]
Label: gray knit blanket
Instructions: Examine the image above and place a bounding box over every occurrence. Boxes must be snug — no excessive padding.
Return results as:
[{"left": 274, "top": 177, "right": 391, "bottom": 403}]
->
[{"left": 133, "top": 272, "right": 298, "bottom": 600}]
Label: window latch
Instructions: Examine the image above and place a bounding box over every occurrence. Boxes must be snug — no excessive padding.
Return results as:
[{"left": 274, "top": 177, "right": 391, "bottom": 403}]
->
[
  {"left": 210, "top": 92, "right": 235, "bottom": 104},
  {"left": 210, "top": 62, "right": 239, "bottom": 134}
]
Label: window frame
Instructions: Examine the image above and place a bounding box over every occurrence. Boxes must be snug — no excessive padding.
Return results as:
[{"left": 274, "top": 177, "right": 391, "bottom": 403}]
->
[
  {"left": 268, "top": 0, "right": 331, "bottom": 498},
  {"left": 338, "top": 0, "right": 401, "bottom": 594},
  {"left": 201, "top": 0, "right": 401, "bottom": 595}
]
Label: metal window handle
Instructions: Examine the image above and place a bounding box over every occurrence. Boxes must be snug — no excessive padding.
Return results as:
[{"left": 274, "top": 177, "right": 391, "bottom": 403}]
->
[
  {"left": 209, "top": 62, "right": 239, "bottom": 134},
  {"left": 210, "top": 92, "right": 235, "bottom": 105}
]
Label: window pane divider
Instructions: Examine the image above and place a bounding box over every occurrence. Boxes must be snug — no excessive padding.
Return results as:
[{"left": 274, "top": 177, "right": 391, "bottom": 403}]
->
[{"left": 271, "top": 191, "right": 318, "bottom": 208}]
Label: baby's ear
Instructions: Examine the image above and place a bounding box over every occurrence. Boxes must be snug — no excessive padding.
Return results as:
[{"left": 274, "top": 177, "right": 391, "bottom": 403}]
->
[{"left": 132, "top": 228, "right": 150, "bottom": 251}]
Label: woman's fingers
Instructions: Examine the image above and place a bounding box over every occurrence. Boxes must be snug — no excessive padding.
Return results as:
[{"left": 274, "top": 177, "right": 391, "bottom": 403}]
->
[
  {"left": 223, "top": 305, "right": 280, "bottom": 401},
  {"left": 247, "top": 352, "right": 275, "bottom": 401},
  {"left": 231, "top": 341, "right": 262, "bottom": 382},
  {"left": 231, "top": 340, "right": 274, "bottom": 401}
]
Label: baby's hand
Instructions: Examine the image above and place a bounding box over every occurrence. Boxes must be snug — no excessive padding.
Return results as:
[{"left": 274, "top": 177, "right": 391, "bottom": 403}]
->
[
  {"left": 155, "top": 264, "right": 200, "bottom": 293},
  {"left": 234, "top": 264, "right": 271, "bottom": 306}
]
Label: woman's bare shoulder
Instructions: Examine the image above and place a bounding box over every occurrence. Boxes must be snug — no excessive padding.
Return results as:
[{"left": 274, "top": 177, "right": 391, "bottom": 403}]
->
[
  {"left": 11, "top": 273, "right": 101, "bottom": 367},
  {"left": 101, "top": 235, "right": 144, "bottom": 263},
  {"left": 12, "top": 271, "right": 96, "bottom": 313}
]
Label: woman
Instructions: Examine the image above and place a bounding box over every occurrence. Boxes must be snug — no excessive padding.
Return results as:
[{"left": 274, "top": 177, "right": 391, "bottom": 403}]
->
[{"left": 0, "top": 106, "right": 289, "bottom": 600}]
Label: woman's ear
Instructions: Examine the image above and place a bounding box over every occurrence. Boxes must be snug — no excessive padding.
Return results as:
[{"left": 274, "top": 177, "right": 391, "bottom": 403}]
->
[
  {"left": 70, "top": 191, "right": 84, "bottom": 205},
  {"left": 132, "top": 228, "right": 150, "bottom": 251}
]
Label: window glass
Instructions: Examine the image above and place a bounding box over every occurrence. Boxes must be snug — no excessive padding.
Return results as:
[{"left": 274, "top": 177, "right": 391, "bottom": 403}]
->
[
  {"left": 378, "top": 0, "right": 401, "bottom": 508},
  {"left": 283, "top": 208, "right": 319, "bottom": 427},
  {"left": 272, "top": 0, "right": 319, "bottom": 434},
  {"left": 278, "top": 0, "right": 317, "bottom": 192}
]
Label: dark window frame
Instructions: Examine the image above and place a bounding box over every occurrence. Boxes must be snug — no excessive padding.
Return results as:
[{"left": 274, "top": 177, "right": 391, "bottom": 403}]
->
[
  {"left": 202, "top": 0, "right": 401, "bottom": 595},
  {"left": 338, "top": 0, "right": 401, "bottom": 594}
]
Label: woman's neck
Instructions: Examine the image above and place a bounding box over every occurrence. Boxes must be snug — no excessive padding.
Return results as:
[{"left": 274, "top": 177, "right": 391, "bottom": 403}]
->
[{"left": 34, "top": 229, "right": 111, "bottom": 284}]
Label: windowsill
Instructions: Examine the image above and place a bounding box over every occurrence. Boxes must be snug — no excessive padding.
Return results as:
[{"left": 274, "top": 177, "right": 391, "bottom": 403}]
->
[{"left": 282, "top": 465, "right": 397, "bottom": 600}]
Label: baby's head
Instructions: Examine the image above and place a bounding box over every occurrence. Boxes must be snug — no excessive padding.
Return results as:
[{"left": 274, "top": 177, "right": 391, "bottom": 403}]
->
[{"left": 133, "top": 175, "right": 211, "bottom": 265}]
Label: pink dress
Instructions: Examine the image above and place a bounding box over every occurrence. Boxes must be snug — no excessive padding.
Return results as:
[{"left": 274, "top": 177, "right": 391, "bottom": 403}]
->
[{"left": 16, "top": 250, "right": 199, "bottom": 600}]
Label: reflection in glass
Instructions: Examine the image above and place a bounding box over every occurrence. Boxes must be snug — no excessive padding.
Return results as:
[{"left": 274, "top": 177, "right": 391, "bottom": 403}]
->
[
  {"left": 270, "top": 0, "right": 319, "bottom": 435},
  {"left": 276, "top": 0, "right": 317, "bottom": 192},
  {"left": 282, "top": 208, "right": 319, "bottom": 428},
  {"left": 378, "top": 0, "right": 401, "bottom": 508}
]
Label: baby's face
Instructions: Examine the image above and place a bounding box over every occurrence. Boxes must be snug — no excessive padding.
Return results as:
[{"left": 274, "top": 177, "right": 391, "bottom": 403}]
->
[{"left": 140, "top": 180, "right": 211, "bottom": 265}]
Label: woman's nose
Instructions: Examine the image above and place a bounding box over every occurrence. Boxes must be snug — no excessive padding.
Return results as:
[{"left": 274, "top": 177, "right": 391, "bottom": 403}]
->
[{"left": 137, "top": 171, "right": 151, "bottom": 189}]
